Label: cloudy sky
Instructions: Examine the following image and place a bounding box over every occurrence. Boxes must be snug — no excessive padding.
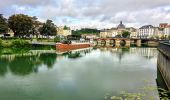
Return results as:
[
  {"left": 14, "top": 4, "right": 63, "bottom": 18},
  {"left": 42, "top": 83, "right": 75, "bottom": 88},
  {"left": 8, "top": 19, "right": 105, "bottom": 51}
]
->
[{"left": 0, "top": 0, "right": 170, "bottom": 29}]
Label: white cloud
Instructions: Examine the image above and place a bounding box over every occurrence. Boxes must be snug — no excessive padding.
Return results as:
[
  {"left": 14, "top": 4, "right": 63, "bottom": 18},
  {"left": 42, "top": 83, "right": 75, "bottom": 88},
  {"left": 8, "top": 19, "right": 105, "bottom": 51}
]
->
[{"left": 1, "top": 0, "right": 170, "bottom": 29}]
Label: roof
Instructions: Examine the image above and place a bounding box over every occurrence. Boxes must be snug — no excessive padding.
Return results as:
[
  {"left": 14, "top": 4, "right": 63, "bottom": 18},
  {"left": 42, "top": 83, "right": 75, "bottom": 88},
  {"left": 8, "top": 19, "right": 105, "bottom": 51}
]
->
[
  {"left": 117, "top": 21, "right": 125, "bottom": 29},
  {"left": 139, "top": 25, "right": 154, "bottom": 29}
]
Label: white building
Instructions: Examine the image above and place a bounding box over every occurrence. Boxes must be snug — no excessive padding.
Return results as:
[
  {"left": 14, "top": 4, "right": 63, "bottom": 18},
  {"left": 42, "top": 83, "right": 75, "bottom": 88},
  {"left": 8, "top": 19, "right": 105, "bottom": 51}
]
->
[
  {"left": 164, "top": 26, "right": 170, "bottom": 36},
  {"left": 137, "top": 25, "right": 158, "bottom": 39}
]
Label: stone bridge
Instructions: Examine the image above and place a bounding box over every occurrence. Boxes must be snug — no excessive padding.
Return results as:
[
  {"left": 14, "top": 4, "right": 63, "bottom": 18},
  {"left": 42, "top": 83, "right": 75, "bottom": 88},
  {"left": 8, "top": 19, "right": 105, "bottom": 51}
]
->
[{"left": 95, "top": 38, "right": 141, "bottom": 47}]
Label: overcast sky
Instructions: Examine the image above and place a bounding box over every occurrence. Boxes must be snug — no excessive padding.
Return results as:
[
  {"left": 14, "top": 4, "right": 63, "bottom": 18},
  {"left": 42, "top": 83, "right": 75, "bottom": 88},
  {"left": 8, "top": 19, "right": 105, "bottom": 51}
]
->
[{"left": 1, "top": 0, "right": 170, "bottom": 29}]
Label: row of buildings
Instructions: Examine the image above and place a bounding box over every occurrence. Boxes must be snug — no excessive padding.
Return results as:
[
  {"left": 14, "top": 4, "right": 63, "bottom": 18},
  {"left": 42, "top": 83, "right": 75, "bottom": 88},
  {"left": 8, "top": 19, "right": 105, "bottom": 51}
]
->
[
  {"left": 100, "top": 21, "right": 170, "bottom": 39},
  {"left": 2, "top": 21, "right": 170, "bottom": 40}
]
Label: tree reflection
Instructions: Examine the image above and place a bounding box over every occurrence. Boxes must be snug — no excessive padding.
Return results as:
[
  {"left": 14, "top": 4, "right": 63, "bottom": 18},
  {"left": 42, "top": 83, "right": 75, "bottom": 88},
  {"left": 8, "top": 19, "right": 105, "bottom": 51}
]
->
[
  {"left": 39, "top": 53, "right": 57, "bottom": 68},
  {"left": 0, "top": 48, "right": 93, "bottom": 76},
  {"left": 0, "top": 58, "right": 9, "bottom": 76},
  {"left": 9, "top": 56, "right": 37, "bottom": 76},
  {"left": 0, "top": 52, "right": 57, "bottom": 76}
]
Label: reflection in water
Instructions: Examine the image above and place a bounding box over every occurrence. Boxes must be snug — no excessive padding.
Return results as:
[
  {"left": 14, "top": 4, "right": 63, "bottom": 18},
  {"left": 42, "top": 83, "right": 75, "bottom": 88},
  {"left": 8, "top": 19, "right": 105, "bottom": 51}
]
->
[
  {"left": 0, "top": 47, "right": 159, "bottom": 100},
  {"left": 0, "top": 48, "right": 157, "bottom": 76},
  {"left": 0, "top": 48, "right": 93, "bottom": 76},
  {"left": 99, "top": 47, "right": 157, "bottom": 61},
  {"left": 0, "top": 51, "right": 57, "bottom": 76},
  {"left": 0, "top": 58, "right": 8, "bottom": 76},
  {"left": 39, "top": 53, "right": 57, "bottom": 68}
]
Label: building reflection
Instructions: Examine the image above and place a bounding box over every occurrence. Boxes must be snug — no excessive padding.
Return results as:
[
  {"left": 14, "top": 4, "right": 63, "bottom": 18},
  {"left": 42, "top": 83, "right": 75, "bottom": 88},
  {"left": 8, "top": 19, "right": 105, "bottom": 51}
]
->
[
  {"left": 129, "top": 47, "right": 158, "bottom": 59},
  {"left": 99, "top": 47, "right": 157, "bottom": 59}
]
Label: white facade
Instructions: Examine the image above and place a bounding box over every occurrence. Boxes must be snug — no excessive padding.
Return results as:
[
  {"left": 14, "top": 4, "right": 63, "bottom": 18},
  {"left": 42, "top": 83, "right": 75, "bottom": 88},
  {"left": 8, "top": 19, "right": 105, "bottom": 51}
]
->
[
  {"left": 164, "top": 27, "right": 170, "bottom": 36},
  {"left": 137, "top": 25, "right": 156, "bottom": 39}
]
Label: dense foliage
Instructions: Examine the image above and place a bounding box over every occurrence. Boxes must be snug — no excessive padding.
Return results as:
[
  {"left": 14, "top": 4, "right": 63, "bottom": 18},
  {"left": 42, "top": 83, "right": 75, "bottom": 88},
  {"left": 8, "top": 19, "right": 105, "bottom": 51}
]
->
[
  {"left": 54, "top": 36, "right": 62, "bottom": 42},
  {"left": 0, "top": 39, "right": 2, "bottom": 47},
  {"left": 31, "top": 16, "right": 41, "bottom": 37},
  {"left": 8, "top": 14, "right": 34, "bottom": 37},
  {"left": 63, "top": 25, "right": 70, "bottom": 30},
  {"left": 122, "top": 31, "right": 131, "bottom": 38},
  {"left": 12, "top": 39, "right": 30, "bottom": 48},
  {"left": 0, "top": 14, "right": 8, "bottom": 34},
  {"left": 39, "top": 19, "right": 57, "bottom": 37},
  {"left": 72, "top": 28, "right": 100, "bottom": 36}
]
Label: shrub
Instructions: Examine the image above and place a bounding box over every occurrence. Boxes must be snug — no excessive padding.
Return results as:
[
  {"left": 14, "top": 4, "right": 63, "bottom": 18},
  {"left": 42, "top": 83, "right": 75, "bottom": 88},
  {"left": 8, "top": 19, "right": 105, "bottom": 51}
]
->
[
  {"left": 54, "top": 36, "right": 61, "bottom": 42},
  {"left": 12, "top": 39, "right": 31, "bottom": 49},
  {"left": 0, "top": 39, "right": 2, "bottom": 47}
]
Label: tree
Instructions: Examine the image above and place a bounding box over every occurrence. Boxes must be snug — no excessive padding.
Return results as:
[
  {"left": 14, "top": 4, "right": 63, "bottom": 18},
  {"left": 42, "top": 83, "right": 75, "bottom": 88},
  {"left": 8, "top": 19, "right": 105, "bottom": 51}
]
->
[
  {"left": 39, "top": 19, "right": 57, "bottom": 38},
  {"left": 72, "top": 28, "right": 100, "bottom": 36},
  {"left": 63, "top": 25, "right": 70, "bottom": 30},
  {"left": 122, "top": 31, "right": 131, "bottom": 38},
  {"left": 0, "top": 14, "right": 8, "bottom": 34},
  {"left": 160, "top": 35, "right": 165, "bottom": 40},
  {"left": 168, "top": 35, "right": 170, "bottom": 40},
  {"left": 8, "top": 14, "right": 34, "bottom": 37},
  {"left": 31, "top": 16, "right": 39, "bottom": 38}
]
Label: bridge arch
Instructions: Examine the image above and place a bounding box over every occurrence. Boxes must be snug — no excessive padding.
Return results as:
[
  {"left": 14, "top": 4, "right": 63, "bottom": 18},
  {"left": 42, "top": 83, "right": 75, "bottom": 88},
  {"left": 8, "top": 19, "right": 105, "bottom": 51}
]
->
[
  {"left": 110, "top": 39, "right": 116, "bottom": 47},
  {"left": 120, "top": 39, "right": 126, "bottom": 47},
  {"left": 101, "top": 39, "right": 106, "bottom": 46}
]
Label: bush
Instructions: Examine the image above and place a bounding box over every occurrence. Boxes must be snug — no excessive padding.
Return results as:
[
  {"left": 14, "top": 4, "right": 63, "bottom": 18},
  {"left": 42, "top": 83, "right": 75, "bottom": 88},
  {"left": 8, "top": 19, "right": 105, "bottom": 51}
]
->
[
  {"left": 0, "top": 39, "right": 2, "bottom": 47},
  {"left": 12, "top": 39, "right": 31, "bottom": 49},
  {"left": 54, "top": 36, "right": 61, "bottom": 42}
]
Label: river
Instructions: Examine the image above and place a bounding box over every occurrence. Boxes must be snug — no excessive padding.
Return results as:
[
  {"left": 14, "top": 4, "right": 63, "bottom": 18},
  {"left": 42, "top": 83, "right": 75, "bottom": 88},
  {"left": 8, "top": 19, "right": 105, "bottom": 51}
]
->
[{"left": 0, "top": 47, "right": 159, "bottom": 100}]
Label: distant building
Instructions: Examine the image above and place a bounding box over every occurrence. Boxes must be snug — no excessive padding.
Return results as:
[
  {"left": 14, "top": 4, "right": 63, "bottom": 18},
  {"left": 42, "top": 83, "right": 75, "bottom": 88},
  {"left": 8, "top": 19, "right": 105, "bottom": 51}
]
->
[
  {"left": 159, "top": 23, "right": 170, "bottom": 37},
  {"left": 156, "top": 23, "right": 170, "bottom": 39},
  {"left": 127, "top": 27, "right": 137, "bottom": 38},
  {"left": 117, "top": 21, "right": 126, "bottom": 30},
  {"left": 7, "top": 29, "right": 14, "bottom": 37},
  {"left": 137, "top": 25, "right": 159, "bottom": 39},
  {"left": 159, "top": 23, "right": 168, "bottom": 28},
  {"left": 57, "top": 26, "right": 72, "bottom": 37},
  {"left": 164, "top": 26, "right": 170, "bottom": 36},
  {"left": 100, "top": 21, "right": 137, "bottom": 38}
]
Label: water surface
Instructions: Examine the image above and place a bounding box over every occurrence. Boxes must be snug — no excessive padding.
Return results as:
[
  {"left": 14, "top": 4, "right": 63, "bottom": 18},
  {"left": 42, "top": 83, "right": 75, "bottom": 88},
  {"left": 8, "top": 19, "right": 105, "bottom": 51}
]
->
[{"left": 0, "top": 47, "right": 158, "bottom": 100}]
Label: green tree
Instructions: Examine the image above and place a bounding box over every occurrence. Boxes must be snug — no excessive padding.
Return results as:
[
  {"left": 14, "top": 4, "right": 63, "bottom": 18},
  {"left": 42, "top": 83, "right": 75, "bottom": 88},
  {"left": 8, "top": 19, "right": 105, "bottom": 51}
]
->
[
  {"left": 39, "top": 19, "right": 57, "bottom": 38},
  {"left": 0, "top": 38, "right": 2, "bottom": 47},
  {"left": 64, "top": 25, "right": 70, "bottom": 30},
  {"left": 168, "top": 35, "right": 170, "bottom": 40},
  {"left": 54, "top": 36, "right": 62, "bottom": 42},
  {"left": 72, "top": 28, "right": 100, "bottom": 36},
  {"left": 30, "top": 16, "right": 40, "bottom": 38},
  {"left": 8, "top": 14, "right": 34, "bottom": 38},
  {"left": 122, "top": 31, "right": 131, "bottom": 38},
  {"left": 0, "top": 14, "right": 8, "bottom": 34},
  {"left": 160, "top": 35, "right": 165, "bottom": 40}
]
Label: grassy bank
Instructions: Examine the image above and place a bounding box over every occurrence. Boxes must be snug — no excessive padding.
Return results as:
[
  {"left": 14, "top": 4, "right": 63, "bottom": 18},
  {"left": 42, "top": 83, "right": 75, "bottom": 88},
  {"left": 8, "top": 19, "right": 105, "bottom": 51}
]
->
[{"left": 0, "top": 38, "right": 55, "bottom": 55}]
